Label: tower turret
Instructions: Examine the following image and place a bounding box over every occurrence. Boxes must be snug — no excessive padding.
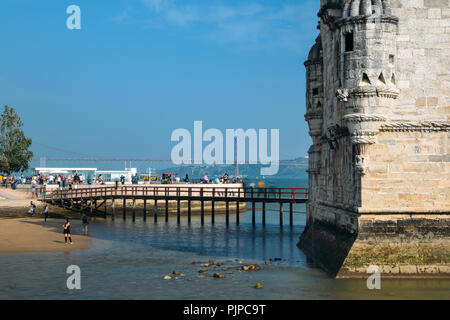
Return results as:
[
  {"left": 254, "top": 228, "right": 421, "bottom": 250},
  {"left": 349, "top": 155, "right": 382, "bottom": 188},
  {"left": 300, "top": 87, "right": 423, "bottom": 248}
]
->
[
  {"left": 334, "top": 0, "right": 399, "bottom": 174},
  {"left": 305, "top": 36, "right": 323, "bottom": 178}
]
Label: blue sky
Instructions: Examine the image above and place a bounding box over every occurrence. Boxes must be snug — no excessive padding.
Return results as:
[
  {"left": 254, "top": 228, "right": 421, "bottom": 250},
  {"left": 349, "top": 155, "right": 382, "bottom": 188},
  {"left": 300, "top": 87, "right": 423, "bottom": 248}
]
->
[{"left": 0, "top": 0, "right": 319, "bottom": 167}]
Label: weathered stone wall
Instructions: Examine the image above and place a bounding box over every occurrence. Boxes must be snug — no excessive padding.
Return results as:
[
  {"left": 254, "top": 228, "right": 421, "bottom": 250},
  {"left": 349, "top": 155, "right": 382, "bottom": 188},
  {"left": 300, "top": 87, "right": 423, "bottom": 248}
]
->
[
  {"left": 362, "top": 130, "right": 449, "bottom": 212},
  {"left": 300, "top": 0, "right": 450, "bottom": 277},
  {"left": 391, "top": 0, "right": 450, "bottom": 121}
]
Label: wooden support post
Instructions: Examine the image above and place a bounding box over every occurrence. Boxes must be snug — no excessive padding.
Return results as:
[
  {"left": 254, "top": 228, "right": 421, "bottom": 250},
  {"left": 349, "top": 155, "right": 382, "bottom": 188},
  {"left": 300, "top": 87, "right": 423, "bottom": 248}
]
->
[
  {"left": 177, "top": 187, "right": 181, "bottom": 224},
  {"left": 236, "top": 187, "right": 240, "bottom": 225},
  {"left": 165, "top": 199, "right": 169, "bottom": 222},
  {"left": 225, "top": 188, "right": 229, "bottom": 226},
  {"left": 211, "top": 189, "right": 215, "bottom": 224},
  {"left": 143, "top": 198, "right": 147, "bottom": 221},
  {"left": 201, "top": 201, "right": 204, "bottom": 225},
  {"left": 226, "top": 201, "right": 229, "bottom": 226},
  {"left": 188, "top": 200, "right": 191, "bottom": 224},
  {"left": 262, "top": 202, "right": 266, "bottom": 226},
  {"left": 112, "top": 198, "right": 115, "bottom": 220},
  {"left": 200, "top": 188, "right": 204, "bottom": 226},
  {"left": 236, "top": 200, "right": 240, "bottom": 225},
  {"left": 289, "top": 202, "right": 293, "bottom": 227},
  {"left": 177, "top": 199, "right": 180, "bottom": 224},
  {"left": 123, "top": 198, "right": 126, "bottom": 220},
  {"left": 132, "top": 198, "right": 136, "bottom": 222},
  {"left": 279, "top": 202, "right": 283, "bottom": 227},
  {"left": 252, "top": 201, "right": 255, "bottom": 226},
  {"left": 154, "top": 199, "right": 158, "bottom": 223}
]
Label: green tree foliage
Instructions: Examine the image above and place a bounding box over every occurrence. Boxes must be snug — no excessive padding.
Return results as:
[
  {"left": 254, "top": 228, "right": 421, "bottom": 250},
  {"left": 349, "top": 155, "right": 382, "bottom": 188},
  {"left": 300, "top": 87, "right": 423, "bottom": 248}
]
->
[{"left": 0, "top": 106, "right": 33, "bottom": 175}]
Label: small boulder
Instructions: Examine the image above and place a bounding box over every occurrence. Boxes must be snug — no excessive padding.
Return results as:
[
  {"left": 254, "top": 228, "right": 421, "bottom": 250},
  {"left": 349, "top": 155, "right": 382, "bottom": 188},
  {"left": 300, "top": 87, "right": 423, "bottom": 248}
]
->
[
  {"left": 163, "top": 275, "right": 172, "bottom": 280},
  {"left": 241, "top": 264, "right": 261, "bottom": 271},
  {"left": 254, "top": 283, "right": 263, "bottom": 289},
  {"left": 198, "top": 268, "right": 209, "bottom": 273},
  {"left": 213, "top": 273, "right": 225, "bottom": 279}
]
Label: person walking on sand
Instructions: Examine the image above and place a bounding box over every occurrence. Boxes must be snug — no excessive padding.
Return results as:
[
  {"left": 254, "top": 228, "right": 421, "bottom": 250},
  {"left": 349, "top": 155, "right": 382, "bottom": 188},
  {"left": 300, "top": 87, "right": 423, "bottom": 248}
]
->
[
  {"left": 28, "top": 201, "right": 35, "bottom": 215},
  {"left": 29, "top": 201, "right": 37, "bottom": 216},
  {"left": 81, "top": 214, "right": 89, "bottom": 235},
  {"left": 63, "top": 219, "right": 73, "bottom": 244},
  {"left": 43, "top": 205, "right": 49, "bottom": 222}
]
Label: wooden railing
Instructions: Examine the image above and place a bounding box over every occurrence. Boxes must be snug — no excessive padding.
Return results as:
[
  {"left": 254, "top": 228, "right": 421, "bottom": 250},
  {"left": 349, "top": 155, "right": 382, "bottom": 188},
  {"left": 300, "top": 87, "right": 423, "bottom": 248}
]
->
[{"left": 39, "top": 186, "right": 308, "bottom": 201}]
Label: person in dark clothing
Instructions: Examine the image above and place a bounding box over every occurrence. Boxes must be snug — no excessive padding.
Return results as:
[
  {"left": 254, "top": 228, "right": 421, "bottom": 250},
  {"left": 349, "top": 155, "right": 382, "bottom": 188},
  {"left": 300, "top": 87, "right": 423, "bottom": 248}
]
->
[
  {"left": 184, "top": 174, "right": 189, "bottom": 183},
  {"left": 81, "top": 214, "right": 89, "bottom": 235},
  {"left": 63, "top": 219, "right": 73, "bottom": 244},
  {"left": 32, "top": 202, "right": 37, "bottom": 216}
]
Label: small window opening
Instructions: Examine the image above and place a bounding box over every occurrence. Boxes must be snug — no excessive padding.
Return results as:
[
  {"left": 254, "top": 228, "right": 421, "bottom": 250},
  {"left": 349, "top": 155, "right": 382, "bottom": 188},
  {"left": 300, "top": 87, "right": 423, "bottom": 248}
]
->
[
  {"left": 378, "top": 72, "right": 386, "bottom": 84},
  {"left": 345, "top": 32, "right": 354, "bottom": 52},
  {"left": 360, "top": 73, "right": 371, "bottom": 86},
  {"left": 313, "top": 88, "right": 319, "bottom": 96},
  {"left": 389, "top": 54, "right": 395, "bottom": 64}
]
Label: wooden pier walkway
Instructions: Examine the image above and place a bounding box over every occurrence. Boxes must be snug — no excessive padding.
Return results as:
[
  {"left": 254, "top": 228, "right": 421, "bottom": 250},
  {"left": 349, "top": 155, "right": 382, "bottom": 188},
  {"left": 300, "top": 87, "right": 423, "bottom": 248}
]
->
[{"left": 39, "top": 185, "right": 308, "bottom": 227}]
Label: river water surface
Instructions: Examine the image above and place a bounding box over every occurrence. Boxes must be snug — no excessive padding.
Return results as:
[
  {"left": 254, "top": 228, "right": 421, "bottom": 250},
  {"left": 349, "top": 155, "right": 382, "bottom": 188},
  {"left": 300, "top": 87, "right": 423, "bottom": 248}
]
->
[{"left": 0, "top": 179, "right": 449, "bottom": 299}]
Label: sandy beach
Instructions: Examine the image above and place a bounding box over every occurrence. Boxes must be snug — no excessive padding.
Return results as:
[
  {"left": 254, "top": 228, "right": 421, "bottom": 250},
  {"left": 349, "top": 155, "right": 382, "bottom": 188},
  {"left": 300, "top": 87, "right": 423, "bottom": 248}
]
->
[
  {"left": 0, "top": 218, "right": 91, "bottom": 253},
  {"left": 0, "top": 187, "right": 91, "bottom": 253}
]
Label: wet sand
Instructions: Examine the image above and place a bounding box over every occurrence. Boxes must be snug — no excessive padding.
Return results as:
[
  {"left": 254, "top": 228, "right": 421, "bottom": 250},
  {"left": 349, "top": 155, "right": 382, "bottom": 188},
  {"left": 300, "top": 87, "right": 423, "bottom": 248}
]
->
[{"left": 0, "top": 218, "right": 91, "bottom": 253}]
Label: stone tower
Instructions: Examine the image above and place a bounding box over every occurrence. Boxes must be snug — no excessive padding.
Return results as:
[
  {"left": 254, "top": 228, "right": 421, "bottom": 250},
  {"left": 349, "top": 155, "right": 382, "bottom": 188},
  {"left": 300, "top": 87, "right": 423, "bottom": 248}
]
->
[{"left": 299, "top": 0, "right": 450, "bottom": 277}]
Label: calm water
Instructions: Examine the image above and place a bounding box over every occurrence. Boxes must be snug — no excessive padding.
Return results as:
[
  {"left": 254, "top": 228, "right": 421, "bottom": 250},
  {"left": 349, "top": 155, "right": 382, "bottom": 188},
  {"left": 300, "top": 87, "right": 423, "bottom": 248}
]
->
[{"left": 0, "top": 178, "right": 449, "bottom": 299}]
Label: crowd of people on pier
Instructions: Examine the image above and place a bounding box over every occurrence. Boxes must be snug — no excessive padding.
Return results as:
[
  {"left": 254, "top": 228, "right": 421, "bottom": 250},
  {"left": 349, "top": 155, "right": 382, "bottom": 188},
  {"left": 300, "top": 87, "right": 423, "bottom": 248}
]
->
[
  {"left": 198, "top": 173, "right": 241, "bottom": 184},
  {"left": 0, "top": 171, "right": 242, "bottom": 194},
  {"left": 0, "top": 173, "right": 107, "bottom": 188}
]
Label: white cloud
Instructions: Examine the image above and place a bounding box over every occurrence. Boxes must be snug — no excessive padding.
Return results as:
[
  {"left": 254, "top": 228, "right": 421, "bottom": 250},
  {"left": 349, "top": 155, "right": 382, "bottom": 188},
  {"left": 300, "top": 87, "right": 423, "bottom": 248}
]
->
[
  {"left": 113, "top": 0, "right": 319, "bottom": 53},
  {"left": 141, "top": 0, "right": 170, "bottom": 12}
]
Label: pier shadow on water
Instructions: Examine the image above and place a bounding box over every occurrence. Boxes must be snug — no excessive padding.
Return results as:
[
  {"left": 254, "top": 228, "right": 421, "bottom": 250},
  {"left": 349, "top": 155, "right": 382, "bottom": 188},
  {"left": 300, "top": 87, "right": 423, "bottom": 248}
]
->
[{"left": 87, "top": 202, "right": 309, "bottom": 266}]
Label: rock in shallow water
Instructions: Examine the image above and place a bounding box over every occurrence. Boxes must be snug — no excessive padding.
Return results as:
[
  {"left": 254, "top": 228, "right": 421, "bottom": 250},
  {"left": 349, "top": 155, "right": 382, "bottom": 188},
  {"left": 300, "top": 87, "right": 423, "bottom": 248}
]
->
[
  {"left": 213, "top": 273, "right": 225, "bottom": 279},
  {"left": 241, "top": 264, "right": 261, "bottom": 271}
]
